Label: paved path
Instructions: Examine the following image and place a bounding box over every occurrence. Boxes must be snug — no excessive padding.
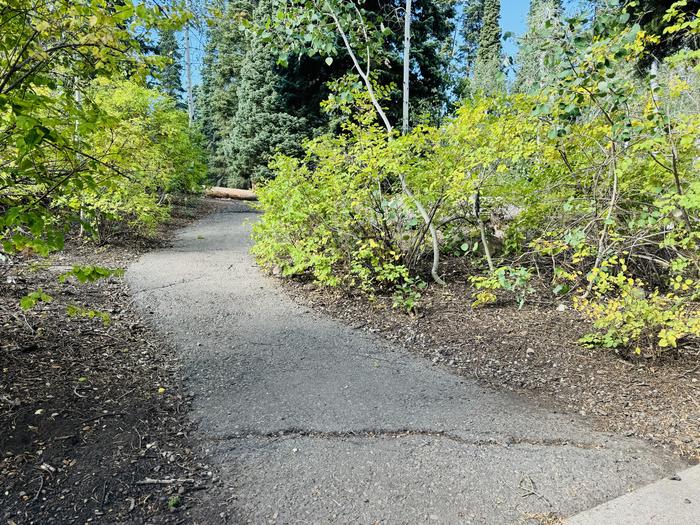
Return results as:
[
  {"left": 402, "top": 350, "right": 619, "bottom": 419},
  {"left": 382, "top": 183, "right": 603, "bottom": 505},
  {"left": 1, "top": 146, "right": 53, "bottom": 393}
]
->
[{"left": 127, "top": 202, "right": 688, "bottom": 524}]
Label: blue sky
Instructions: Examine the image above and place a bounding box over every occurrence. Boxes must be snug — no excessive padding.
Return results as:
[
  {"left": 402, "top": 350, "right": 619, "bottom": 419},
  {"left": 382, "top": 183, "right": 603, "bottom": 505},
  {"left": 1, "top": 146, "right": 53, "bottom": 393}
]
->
[
  {"left": 502, "top": 1, "right": 530, "bottom": 60},
  {"left": 502, "top": 0, "right": 582, "bottom": 62}
]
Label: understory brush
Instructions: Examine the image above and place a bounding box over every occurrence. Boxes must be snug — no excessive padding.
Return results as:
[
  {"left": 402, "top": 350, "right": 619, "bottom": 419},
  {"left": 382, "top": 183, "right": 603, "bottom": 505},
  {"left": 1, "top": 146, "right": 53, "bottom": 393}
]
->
[
  {"left": 253, "top": 2, "right": 700, "bottom": 356},
  {"left": 0, "top": 1, "right": 204, "bottom": 260},
  {"left": 575, "top": 258, "right": 700, "bottom": 356},
  {"left": 53, "top": 79, "right": 207, "bottom": 242}
]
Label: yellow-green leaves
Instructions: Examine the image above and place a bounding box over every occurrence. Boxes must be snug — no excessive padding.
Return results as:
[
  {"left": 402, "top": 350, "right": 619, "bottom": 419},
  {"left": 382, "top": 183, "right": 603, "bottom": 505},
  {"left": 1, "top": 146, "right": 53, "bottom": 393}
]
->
[
  {"left": 58, "top": 266, "right": 124, "bottom": 284},
  {"left": 20, "top": 289, "right": 53, "bottom": 311},
  {"left": 0, "top": 0, "right": 191, "bottom": 256}
]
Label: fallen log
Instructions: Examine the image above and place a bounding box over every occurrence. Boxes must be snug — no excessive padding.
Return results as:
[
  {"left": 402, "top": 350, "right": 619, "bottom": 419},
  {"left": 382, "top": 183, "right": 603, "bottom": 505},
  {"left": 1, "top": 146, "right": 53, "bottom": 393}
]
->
[{"left": 206, "top": 186, "right": 257, "bottom": 201}]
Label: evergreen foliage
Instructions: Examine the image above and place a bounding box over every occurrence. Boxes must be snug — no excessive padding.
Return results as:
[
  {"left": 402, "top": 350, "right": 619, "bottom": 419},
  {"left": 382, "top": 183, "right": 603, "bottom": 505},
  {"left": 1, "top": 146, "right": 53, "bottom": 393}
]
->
[
  {"left": 196, "top": 0, "right": 456, "bottom": 185},
  {"left": 197, "top": 1, "right": 253, "bottom": 185},
  {"left": 223, "top": 0, "right": 308, "bottom": 188},
  {"left": 368, "top": 0, "right": 456, "bottom": 123},
  {"left": 158, "top": 29, "right": 185, "bottom": 103},
  {"left": 454, "top": 0, "right": 485, "bottom": 99},
  {"left": 471, "top": 0, "right": 505, "bottom": 95},
  {"left": 515, "top": 0, "right": 563, "bottom": 93}
]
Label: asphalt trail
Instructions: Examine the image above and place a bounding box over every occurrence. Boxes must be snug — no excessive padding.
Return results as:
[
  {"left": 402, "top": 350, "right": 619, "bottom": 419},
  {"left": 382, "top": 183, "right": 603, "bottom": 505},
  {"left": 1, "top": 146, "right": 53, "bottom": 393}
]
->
[{"left": 127, "top": 201, "right": 687, "bottom": 524}]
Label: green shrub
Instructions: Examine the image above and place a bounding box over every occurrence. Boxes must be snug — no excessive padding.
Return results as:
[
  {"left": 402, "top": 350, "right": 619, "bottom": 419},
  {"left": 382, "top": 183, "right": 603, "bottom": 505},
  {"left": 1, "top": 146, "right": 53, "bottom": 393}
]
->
[
  {"left": 575, "top": 259, "right": 700, "bottom": 355},
  {"left": 470, "top": 266, "right": 535, "bottom": 309},
  {"left": 66, "top": 79, "right": 206, "bottom": 237},
  {"left": 252, "top": 106, "right": 420, "bottom": 297},
  {"left": 252, "top": 2, "right": 700, "bottom": 342}
]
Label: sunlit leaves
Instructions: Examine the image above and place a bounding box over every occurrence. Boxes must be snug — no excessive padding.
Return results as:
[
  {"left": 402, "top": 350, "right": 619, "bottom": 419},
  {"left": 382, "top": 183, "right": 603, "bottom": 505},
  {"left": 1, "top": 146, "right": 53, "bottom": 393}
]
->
[
  {"left": 58, "top": 265, "right": 124, "bottom": 284},
  {"left": 0, "top": 0, "right": 189, "bottom": 255}
]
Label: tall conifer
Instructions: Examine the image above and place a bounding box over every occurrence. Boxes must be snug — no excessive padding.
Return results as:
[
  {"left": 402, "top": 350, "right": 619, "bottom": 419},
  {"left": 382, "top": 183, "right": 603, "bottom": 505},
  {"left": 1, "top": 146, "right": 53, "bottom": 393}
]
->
[
  {"left": 515, "top": 0, "right": 563, "bottom": 93},
  {"left": 224, "top": 0, "right": 307, "bottom": 187},
  {"left": 454, "top": 0, "right": 485, "bottom": 98},
  {"left": 158, "top": 29, "right": 184, "bottom": 103},
  {"left": 197, "top": 1, "right": 252, "bottom": 184},
  {"left": 472, "top": 0, "right": 504, "bottom": 95}
]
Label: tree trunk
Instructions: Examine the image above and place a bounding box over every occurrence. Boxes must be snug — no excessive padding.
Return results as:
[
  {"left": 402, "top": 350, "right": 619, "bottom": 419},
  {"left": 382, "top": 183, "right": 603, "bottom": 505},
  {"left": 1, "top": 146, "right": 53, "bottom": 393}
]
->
[
  {"left": 184, "top": 0, "right": 194, "bottom": 126},
  {"left": 401, "top": 0, "right": 444, "bottom": 285},
  {"left": 402, "top": 0, "right": 411, "bottom": 135},
  {"left": 473, "top": 188, "right": 494, "bottom": 272},
  {"left": 206, "top": 187, "right": 258, "bottom": 201}
]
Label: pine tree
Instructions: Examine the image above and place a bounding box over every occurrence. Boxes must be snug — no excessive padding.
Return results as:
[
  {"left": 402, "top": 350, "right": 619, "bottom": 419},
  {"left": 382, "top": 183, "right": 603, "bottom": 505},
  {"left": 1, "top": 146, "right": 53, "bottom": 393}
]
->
[
  {"left": 158, "top": 29, "right": 185, "bottom": 104},
  {"left": 453, "top": 0, "right": 485, "bottom": 99},
  {"left": 471, "top": 0, "right": 504, "bottom": 96},
  {"left": 224, "top": 0, "right": 307, "bottom": 188},
  {"left": 515, "top": 0, "right": 563, "bottom": 93},
  {"left": 197, "top": 1, "right": 252, "bottom": 185}
]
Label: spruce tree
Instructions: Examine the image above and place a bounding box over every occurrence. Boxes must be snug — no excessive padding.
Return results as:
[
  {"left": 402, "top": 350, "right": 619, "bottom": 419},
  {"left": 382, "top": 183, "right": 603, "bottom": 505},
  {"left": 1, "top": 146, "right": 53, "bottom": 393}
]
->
[
  {"left": 158, "top": 29, "right": 184, "bottom": 104},
  {"left": 454, "top": 0, "right": 485, "bottom": 99},
  {"left": 472, "top": 0, "right": 504, "bottom": 96},
  {"left": 224, "top": 0, "right": 307, "bottom": 188},
  {"left": 197, "top": 1, "right": 252, "bottom": 185},
  {"left": 515, "top": 0, "right": 563, "bottom": 93}
]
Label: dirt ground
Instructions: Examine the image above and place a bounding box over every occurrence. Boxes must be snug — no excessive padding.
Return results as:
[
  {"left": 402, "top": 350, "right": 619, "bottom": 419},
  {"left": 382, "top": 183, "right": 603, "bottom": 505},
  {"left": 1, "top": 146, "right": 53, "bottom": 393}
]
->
[
  {"left": 282, "top": 264, "right": 700, "bottom": 463},
  {"left": 0, "top": 197, "right": 220, "bottom": 524}
]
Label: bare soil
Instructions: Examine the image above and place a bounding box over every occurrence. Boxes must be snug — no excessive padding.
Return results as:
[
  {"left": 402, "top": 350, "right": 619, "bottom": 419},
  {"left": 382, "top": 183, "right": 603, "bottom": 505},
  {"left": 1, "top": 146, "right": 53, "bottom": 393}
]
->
[
  {"left": 282, "top": 265, "right": 700, "bottom": 463},
  {"left": 0, "top": 197, "right": 220, "bottom": 524}
]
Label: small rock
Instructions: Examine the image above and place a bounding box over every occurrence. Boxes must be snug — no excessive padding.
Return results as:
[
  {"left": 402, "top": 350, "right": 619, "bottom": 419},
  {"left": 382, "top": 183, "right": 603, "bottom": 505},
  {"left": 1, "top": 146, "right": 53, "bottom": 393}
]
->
[{"left": 556, "top": 304, "right": 568, "bottom": 312}]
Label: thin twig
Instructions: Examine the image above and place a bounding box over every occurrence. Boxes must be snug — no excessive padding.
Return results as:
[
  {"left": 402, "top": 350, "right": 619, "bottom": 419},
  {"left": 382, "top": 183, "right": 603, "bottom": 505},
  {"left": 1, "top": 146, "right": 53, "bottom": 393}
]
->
[
  {"left": 82, "top": 412, "right": 126, "bottom": 424},
  {"left": 30, "top": 474, "right": 45, "bottom": 504},
  {"left": 135, "top": 478, "right": 195, "bottom": 485}
]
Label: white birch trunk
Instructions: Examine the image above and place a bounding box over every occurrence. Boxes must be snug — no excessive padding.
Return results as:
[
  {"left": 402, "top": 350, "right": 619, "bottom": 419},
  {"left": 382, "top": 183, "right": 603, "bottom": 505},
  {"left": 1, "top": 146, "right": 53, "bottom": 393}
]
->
[{"left": 184, "top": 0, "right": 194, "bottom": 126}]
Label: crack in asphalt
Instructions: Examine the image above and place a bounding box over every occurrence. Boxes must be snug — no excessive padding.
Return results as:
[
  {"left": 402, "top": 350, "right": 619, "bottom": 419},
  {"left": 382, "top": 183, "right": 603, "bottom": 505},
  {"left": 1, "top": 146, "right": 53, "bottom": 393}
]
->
[
  {"left": 132, "top": 274, "right": 208, "bottom": 294},
  {"left": 204, "top": 427, "right": 601, "bottom": 450}
]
